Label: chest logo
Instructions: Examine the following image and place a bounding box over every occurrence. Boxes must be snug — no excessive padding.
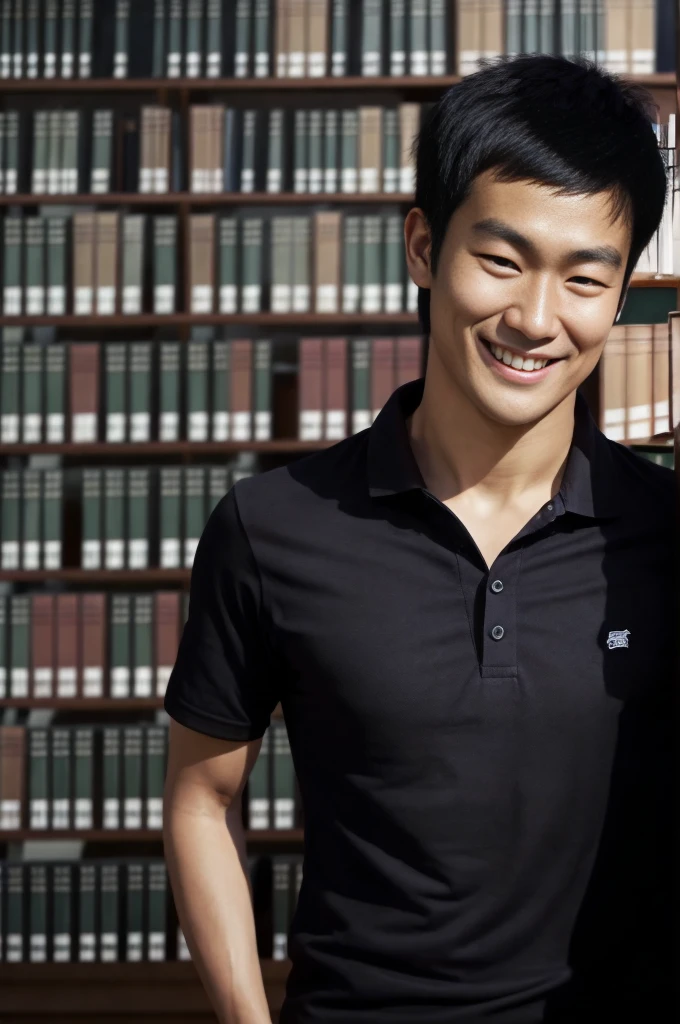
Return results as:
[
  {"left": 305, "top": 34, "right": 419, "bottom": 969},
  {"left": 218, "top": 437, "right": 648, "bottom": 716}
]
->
[{"left": 607, "top": 629, "right": 631, "bottom": 650}]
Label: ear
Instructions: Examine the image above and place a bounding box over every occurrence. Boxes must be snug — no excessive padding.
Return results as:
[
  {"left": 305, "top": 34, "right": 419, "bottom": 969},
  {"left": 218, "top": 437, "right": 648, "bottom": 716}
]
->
[{"left": 404, "top": 208, "right": 433, "bottom": 290}]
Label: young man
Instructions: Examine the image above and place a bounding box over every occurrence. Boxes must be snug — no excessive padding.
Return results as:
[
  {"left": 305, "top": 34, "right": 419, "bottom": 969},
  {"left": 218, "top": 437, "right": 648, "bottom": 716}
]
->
[{"left": 163, "top": 55, "right": 675, "bottom": 1023}]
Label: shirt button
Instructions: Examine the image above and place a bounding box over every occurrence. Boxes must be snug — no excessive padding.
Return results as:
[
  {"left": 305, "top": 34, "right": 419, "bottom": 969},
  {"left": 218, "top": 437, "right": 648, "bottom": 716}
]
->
[
  {"left": 490, "top": 579, "right": 503, "bottom": 593},
  {"left": 491, "top": 625, "right": 505, "bottom": 640},
  {"left": 547, "top": 503, "right": 553, "bottom": 511}
]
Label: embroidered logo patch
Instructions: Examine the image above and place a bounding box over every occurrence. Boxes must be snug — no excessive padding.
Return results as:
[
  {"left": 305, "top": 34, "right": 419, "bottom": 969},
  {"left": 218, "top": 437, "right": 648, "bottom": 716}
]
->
[{"left": 607, "top": 629, "right": 630, "bottom": 650}]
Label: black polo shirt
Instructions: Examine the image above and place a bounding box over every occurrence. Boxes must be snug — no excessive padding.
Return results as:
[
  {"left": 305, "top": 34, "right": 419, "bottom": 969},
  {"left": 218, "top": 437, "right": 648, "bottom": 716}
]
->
[{"left": 164, "top": 378, "right": 676, "bottom": 1023}]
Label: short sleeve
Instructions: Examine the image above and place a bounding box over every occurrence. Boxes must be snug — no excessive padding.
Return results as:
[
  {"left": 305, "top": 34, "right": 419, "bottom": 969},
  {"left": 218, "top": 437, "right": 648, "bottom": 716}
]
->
[{"left": 163, "top": 486, "right": 280, "bottom": 741}]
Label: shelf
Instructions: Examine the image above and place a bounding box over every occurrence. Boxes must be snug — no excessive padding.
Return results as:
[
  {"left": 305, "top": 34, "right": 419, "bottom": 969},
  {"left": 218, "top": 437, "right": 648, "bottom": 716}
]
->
[
  {"left": 0, "top": 828, "right": 304, "bottom": 843},
  {"left": 0, "top": 72, "right": 673, "bottom": 93},
  {"left": 0, "top": 570, "right": 191, "bottom": 584},
  {"left": 0, "top": 312, "right": 422, "bottom": 327},
  {"left": 0, "top": 698, "right": 166, "bottom": 710},
  {"left": 0, "top": 440, "right": 333, "bottom": 457},
  {"left": 0, "top": 191, "right": 416, "bottom": 206}
]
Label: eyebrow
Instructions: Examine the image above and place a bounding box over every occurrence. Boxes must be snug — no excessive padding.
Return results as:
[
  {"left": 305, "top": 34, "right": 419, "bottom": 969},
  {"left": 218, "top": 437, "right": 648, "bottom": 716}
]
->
[{"left": 471, "top": 218, "right": 623, "bottom": 271}]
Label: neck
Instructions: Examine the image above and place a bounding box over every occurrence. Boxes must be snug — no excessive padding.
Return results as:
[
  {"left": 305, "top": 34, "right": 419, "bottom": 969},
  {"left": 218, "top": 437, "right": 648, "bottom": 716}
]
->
[{"left": 406, "top": 348, "right": 577, "bottom": 513}]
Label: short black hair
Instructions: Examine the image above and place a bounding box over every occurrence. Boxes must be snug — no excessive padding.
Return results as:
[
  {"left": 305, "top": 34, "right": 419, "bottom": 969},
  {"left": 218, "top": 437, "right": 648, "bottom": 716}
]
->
[{"left": 413, "top": 54, "right": 669, "bottom": 336}]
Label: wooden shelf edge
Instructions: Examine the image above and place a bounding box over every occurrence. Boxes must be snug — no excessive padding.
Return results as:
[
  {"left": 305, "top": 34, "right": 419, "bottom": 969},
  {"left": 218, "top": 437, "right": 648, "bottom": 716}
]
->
[
  {"left": 0, "top": 192, "right": 416, "bottom": 206},
  {"left": 0, "top": 312, "right": 423, "bottom": 326},
  {"left": 0, "top": 570, "right": 192, "bottom": 583},
  {"left": 0, "top": 440, "right": 333, "bottom": 456},
  {"left": 0, "top": 828, "right": 304, "bottom": 842},
  {"left": 0, "top": 958, "right": 291, "bottom": 978}
]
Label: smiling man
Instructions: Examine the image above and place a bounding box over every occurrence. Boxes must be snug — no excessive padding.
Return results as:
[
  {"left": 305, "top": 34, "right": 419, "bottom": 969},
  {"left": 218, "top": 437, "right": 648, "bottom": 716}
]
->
[{"left": 162, "top": 56, "right": 676, "bottom": 1024}]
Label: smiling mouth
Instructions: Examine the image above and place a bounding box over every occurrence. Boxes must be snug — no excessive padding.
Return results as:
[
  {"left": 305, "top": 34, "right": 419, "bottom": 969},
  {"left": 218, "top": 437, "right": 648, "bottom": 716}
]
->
[{"left": 479, "top": 336, "right": 561, "bottom": 372}]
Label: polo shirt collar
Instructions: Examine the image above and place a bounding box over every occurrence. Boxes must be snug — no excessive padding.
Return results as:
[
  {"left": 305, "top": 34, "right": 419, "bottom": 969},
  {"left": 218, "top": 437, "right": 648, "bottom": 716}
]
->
[{"left": 367, "top": 377, "right": 622, "bottom": 519}]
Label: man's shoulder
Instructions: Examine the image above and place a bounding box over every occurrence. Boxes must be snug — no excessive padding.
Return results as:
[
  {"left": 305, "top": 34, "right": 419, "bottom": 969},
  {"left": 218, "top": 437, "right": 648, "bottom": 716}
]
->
[{"left": 606, "top": 438, "right": 676, "bottom": 517}]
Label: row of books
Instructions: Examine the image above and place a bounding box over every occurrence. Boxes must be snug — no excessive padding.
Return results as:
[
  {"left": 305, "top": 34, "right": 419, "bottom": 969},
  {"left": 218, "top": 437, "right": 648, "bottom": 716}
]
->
[
  {"left": 600, "top": 323, "right": 673, "bottom": 441},
  {"left": 0, "top": 852, "right": 302, "bottom": 963},
  {"left": 0, "top": 719, "right": 297, "bottom": 833},
  {"left": 0, "top": 336, "right": 424, "bottom": 444},
  {"left": 1, "top": 212, "right": 422, "bottom": 316},
  {"left": 0, "top": 463, "right": 253, "bottom": 571},
  {"left": 0, "top": 1, "right": 672, "bottom": 83},
  {"left": 0, "top": 591, "right": 189, "bottom": 701},
  {"left": 0, "top": 103, "right": 423, "bottom": 198}
]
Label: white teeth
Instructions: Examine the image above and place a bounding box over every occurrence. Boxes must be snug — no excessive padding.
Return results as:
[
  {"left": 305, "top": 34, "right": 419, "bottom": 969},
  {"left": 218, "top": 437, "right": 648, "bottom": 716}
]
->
[{"left": 489, "top": 342, "right": 549, "bottom": 372}]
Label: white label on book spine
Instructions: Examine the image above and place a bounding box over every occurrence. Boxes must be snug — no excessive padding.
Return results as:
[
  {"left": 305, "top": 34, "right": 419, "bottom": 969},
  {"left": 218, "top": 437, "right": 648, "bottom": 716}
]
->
[
  {"left": 4, "top": 169, "right": 16, "bottom": 194},
  {"left": 325, "top": 409, "right": 346, "bottom": 439},
  {"left": 207, "top": 52, "right": 220, "bottom": 77},
  {"left": 352, "top": 410, "right": 372, "bottom": 434},
  {"left": 156, "top": 664, "right": 171, "bottom": 696},
  {"left": 130, "top": 412, "right": 150, "bottom": 442},
  {"left": 54, "top": 934, "right": 71, "bottom": 963},
  {"left": 249, "top": 797, "right": 269, "bottom": 829},
  {"left": 167, "top": 53, "right": 181, "bottom": 77},
  {"left": 161, "top": 538, "right": 181, "bottom": 568},
  {"left": 30, "top": 936, "right": 47, "bottom": 961},
  {"left": 47, "top": 413, "right": 65, "bottom": 442},
  {"left": 79, "top": 53, "right": 91, "bottom": 77},
  {"left": 83, "top": 666, "right": 103, "bottom": 697},
  {"left": 1, "top": 414, "right": 19, "bottom": 442},
  {"left": 2, "top": 540, "right": 20, "bottom": 568},
  {"left": 0, "top": 666, "right": 5, "bottom": 699},
  {"left": 273, "top": 933, "right": 287, "bottom": 960},
  {"left": 188, "top": 411, "right": 209, "bottom": 441},
  {"left": 107, "top": 413, "right": 126, "bottom": 443},
  {"left": 240, "top": 167, "right": 255, "bottom": 192},
  {"left": 105, "top": 538, "right": 125, "bottom": 570},
  {"left": 212, "top": 411, "right": 229, "bottom": 440},
  {"left": 184, "top": 538, "right": 199, "bottom": 567},
  {"left": 82, "top": 540, "right": 101, "bottom": 570},
  {"left": 276, "top": 52, "right": 287, "bottom": 76},
  {"left": 191, "top": 285, "right": 213, "bottom": 313},
  {"left": 300, "top": 410, "right": 323, "bottom": 441},
  {"left": 33, "top": 667, "right": 53, "bottom": 697},
  {"left": 316, "top": 284, "right": 338, "bottom": 313},
  {"left": 30, "top": 798, "right": 49, "bottom": 829},
  {"left": 7, "top": 933, "right": 23, "bottom": 961},
  {"left": 219, "top": 284, "right": 237, "bottom": 313},
  {"left": 154, "top": 168, "right": 168, "bottom": 193},
  {"left": 232, "top": 411, "right": 251, "bottom": 441},
  {"left": 57, "top": 667, "right": 77, "bottom": 697},
  {"left": 308, "top": 52, "right": 325, "bottom": 77},
  {"left": 383, "top": 168, "right": 398, "bottom": 193},
  {"left": 242, "top": 284, "right": 261, "bottom": 313},
  {"left": 1, "top": 798, "right": 21, "bottom": 827},
  {"left": 147, "top": 796, "right": 163, "bottom": 828},
  {"left": 342, "top": 284, "right": 360, "bottom": 313},
  {"left": 266, "top": 168, "right": 282, "bottom": 193},
  {"left": 79, "top": 934, "right": 96, "bottom": 961},
  {"left": 32, "top": 169, "right": 47, "bottom": 194},
  {"left": 254, "top": 411, "right": 271, "bottom": 441},
  {"left": 53, "top": 798, "right": 69, "bottom": 828},
  {"left": 360, "top": 168, "right": 379, "bottom": 193},
  {"left": 48, "top": 286, "right": 66, "bottom": 315},
  {"left": 97, "top": 286, "right": 115, "bottom": 314},
  {"left": 110, "top": 666, "right": 129, "bottom": 698},
  {"left": 294, "top": 169, "right": 308, "bottom": 193},
  {"left": 154, "top": 285, "right": 175, "bottom": 314},
  {"left": 101, "top": 934, "right": 118, "bottom": 962},
  {"left": 385, "top": 283, "right": 403, "bottom": 312},
  {"left": 4, "top": 286, "right": 21, "bottom": 314},
  {"left": 149, "top": 932, "right": 166, "bottom": 960},
  {"left": 44, "top": 540, "right": 61, "bottom": 569},
  {"left": 271, "top": 284, "right": 292, "bottom": 313},
  {"left": 186, "top": 52, "right": 200, "bottom": 76},
  {"left": 22, "top": 540, "right": 40, "bottom": 569},
  {"left": 23, "top": 413, "right": 42, "bottom": 442},
  {"left": 292, "top": 284, "right": 310, "bottom": 312},
  {"left": 411, "top": 51, "right": 428, "bottom": 75},
  {"left": 391, "top": 51, "right": 406, "bottom": 76},
  {"left": 274, "top": 796, "right": 295, "bottom": 829},
  {"left": 62, "top": 53, "right": 74, "bottom": 78},
  {"left": 255, "top": 52, "right": 268, "bottom": 77},
  {"left": 341, "top": 168, "right": 357, "bottom": 193},
  {"left": 362, "top": 52, "right": 380, "bottom": 76},
  {"left": 362, "top": 284, "right": 381, "bottom": 313},
  {"left": 160, "top": 412, "right": 179, "bottom": 441},
  {"left": 128, "top": 538, "right": 148, "bottom": 569},
  {"left": 26, "top": 287, "right": 45, "bottom": 314},
  {"left": 127, "top": 933, "right": 143, "bottom": 959},
  {"left": 73, "top": 412, "right": 97, "bottom": 442},
  {"left": 134, "top": 666, "right": 152, "bottom": 697},
  {"left": 235, "top": 52, "right": 248, "bottom": 77},
  {"left": 407, "top": 279, "right": 418, "bottom": 312},
  {"left": 75, "top": 798, "right": 93, "bottom": 829},
  {"left": 139, "top": 168, "right": 153, "bottom": 193},
  {"left": 324, "top": 168, "right": 337, "bottom": 192},
  {"left": 400, "top": 166, "right": 415, "bottom": 193},
  {"left": 92, "top": 168, "right": 110, "bottom": 194},
  {"left": 75, "top": 286, "right": 93, "bottom": 314},
  {"left": 308, "top": 168, "right": 322, "bottom": 193},
  {"left": 124, "top": 797, "right": 143, "bottom": 828}
]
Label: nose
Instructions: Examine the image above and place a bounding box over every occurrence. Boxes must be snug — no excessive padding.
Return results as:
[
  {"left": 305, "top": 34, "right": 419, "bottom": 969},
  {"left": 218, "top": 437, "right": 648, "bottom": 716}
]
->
[{"left": 502, "top": 274, "right": 561, "bottom": 344}]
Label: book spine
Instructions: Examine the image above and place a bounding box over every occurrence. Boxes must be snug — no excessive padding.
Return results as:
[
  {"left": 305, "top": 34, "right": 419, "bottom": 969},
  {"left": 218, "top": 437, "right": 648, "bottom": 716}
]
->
[
  {"left": 29, "top": 864, "right": 48, "bottom": 962},
  {"left": 3, "top": 216, "right": 22, "bottom": 314},
  {"left": 351, "top": 337, "right": 372, "bottom": 432},
  {"left": 183, "top": 466, "right": 206, "bottom": 566},
  {"left": 293, "top": 108, "right": 308, "bottom": 193},
  {"left": 25, "top": 0, "right": 39, "bottom": 78},
  {"left": 129, "top": 341, "right": 152, "bottom": 442},
  {"left": 121, "top": 214, "right": 145, "bottom": 314},
  {"left": 248, "top": 726, "right": 270, "bottom": 827},
  {"left": 1, "top": 470, "right": 21, "bottom": 568},
  {"left": 52, "top": 864, "right": 73, "bottom": 962},
  {"left": 147, "top": 863, "right": 167, "bottom": 960},
  {"left": 159, "top": 466, "right": 182, "bottom": 568},
  {"left": 145, "top": 726, "right": 167, "bottom": 826},
  {"left": 292, "top": 214, "right": 310, "bottom": 311},
  {"left": 123, "top": 726, "right": 144, "bottom": 827},
  {"left": 42, "top": 469, "right": 63, "bottom": 570},
  {"left": 205, "top": 0, "right": 222, "bottom": 77},
  {"left": 0, "top": 0, "right": 12, "bottom": 78},
  {"left": 324, "top": 336, "right": 348, "bottom": 439},
  {"left": 51, "top": 727, "right": 72, "bottom": 829},
  {"left": 81, "top": 592, "right": 105, "bottom": 697},
  {"left": 74, "top": 726, "right": 94, "bottom": 828},
  {"left": 46, "top": 109, "right": 62, "bottom": 195},
  {"left": 342, "top": 214, "right": 361, "bottom": 313},
  {"left": 361, "top": 0, "right": 382, "bottom": 76},
  {"left": 298, "top": 337, "right": 324, "bottom": 440},
  {"left": 189, "top": 214, "right": 215, "bottom": 312},
  {"left": 21, "top": 343, "right": 43, "bottom": 442},
  {"left": 340, "top": 109, "right": 358, "bottom": 193},
  {"left": 127, "top": 467, "right": 150, "bottom": 569},
  {"left": 155, "top": 592, "right": 179, "bottom": 696},
  {"left": 109, "top": 594, "right": 131, "bottom": 698},
  {"left": 78, "top": 0, "right": 94, "bottom": 78},
  {"left": 253, "top": 0, "right": 270, "bottom": 76},
  {"left": 77, "top": 864, "right": 97, "bottom": 961},
  {"left": 28, "top": 727, "right": 49, "bottom": 828},
  {"left": 125, "top": 863, "right": 144, "bottom": 961},
  {"left": 361, "top": 214, "right": 382, "bottom": 313},
  {"left": 153, "top": 216, "right": 177, "bottom": 313},
  {"left": 6, "top": 864, "right": 25, "bottom": 961},
  {"left": 234, "top": 0, "right": 252, "bottom": 77},
  {"left": 166, "top": 0, "right": 183, "bottom": 77},
  {"left": 314, "top": 210, "right": 341, "bottom": 313},
  {"left": 24, "top": 217, "right": 45, "bottom": 316},
  {"left": 47, "top": 217, "right": 67, "bottom": 315},
  {"left": 330, "top": 0, "right": 347, "bottom": 76},
  {"left": 187, "top": 341, "right": 210, "bottom": 440},
  {"left": 4, "top": 109, "right": 18, "bottom": 194},
  {"left": 159, "top": 341, "right": 181, "bottom": 441},
  {"left": 31, "top": 593, "right": 54, "bottom": 698},
  {"left": 241, "top": 217, "right": 262, "bottom": 313},
  {"left": 42, "top": 0, "right": 58, "bottom": 77},
  {"left": 81, "top": 468, "right": 102, "bottom": 570},
  {"left": 273, "top": 719, "right": 295, "bottom": 827},
  {"left": 390, "top": 0, "right": 406, "bottom": 75},
  {"left": 56, "top": 592, "right": 79, "bottom": 698},
  {"left": 218, "top": 215, "right": 238, "bottom": 313},
  {"left": 95, "top": 211, "right": 119, "bottom": 315},
  {"left": 207, "top": 465, "right": 229, "bottom": 515},
  {"left": 0, "top": 595, "right": 6, "bottom": 698},
  {"left": 384, "top": 212, "right": 404, "bottom": 312},
  {"left": 308, "top": 108, "right": 323, "bottom": 193},
  {"left": 429, "top": 0, "right": 446, "bottom": 74},
  {"left": 185, "top": 0, "right": 203, "bottom": 77},
  {"left": 73, "top": 212, "right": 95, "bottom": 315},
  {"left": 0, "top": 112, "right": 5, "bottom": 192},
  {"left": 152, "top": 0, "right": 166, "bottom": 77},
  {"left": 61, "top": 0, "right": 76, "bottom": 78},
  {"left": 105, "top": 342, "right": 128, "bottom": 443},
  {"left": 12, "top": 0, "right": 24, "bottom": 79},
  {"left": 104, "top": 467, "right": 126, "bottom": 571},
  {"left": 100, "top": 864, "right": 120, "bottom": 961},
  {"left": 91, "top": 109, "right": 114, "bottom": 194},
  {"left": 240, "top": 109, "right": 257, "bottom": 193},
  {"left": 410, "top": 0, "right": 428, "bottom": 74},
  {"left": 272, "top": 855, "right": 289, "bottom": 959},
  {"left": 253, "top": 339, "right": 272, "bottom": 441},
  {"left": 323, "top": 108, "right": 338, "bottom": 192},
  {"left": 70, "top": 342, "right": 100, "bottom": 442},
  {"left": 266, "top": 108, "right": 284, "bottom": 193},
  {"left": 21, "top": 468, "right": 42, "bottom": 570}
]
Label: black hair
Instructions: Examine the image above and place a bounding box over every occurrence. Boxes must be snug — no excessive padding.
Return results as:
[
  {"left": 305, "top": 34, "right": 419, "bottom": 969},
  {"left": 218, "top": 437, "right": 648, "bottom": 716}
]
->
[{"left": 412, "top": 54, "right": 669, "bottom": 336}]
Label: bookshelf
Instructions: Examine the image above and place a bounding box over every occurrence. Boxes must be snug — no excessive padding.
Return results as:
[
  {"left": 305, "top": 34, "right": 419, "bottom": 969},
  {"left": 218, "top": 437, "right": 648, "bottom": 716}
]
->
[{"left": 0, "top": 1, "right": 676, "bottom": 1022}]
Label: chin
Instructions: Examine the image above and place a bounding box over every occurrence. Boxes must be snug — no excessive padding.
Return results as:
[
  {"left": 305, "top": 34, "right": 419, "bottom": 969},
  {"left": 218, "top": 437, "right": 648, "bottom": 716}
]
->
[{"left": 473, "top": 391, "right": 559, "bottom": 429}]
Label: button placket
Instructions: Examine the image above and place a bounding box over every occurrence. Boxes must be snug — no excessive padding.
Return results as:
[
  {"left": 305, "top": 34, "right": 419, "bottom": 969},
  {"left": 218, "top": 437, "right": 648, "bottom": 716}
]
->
[{"left": 480, "top": 550, "right": 521, "bottom": 676}]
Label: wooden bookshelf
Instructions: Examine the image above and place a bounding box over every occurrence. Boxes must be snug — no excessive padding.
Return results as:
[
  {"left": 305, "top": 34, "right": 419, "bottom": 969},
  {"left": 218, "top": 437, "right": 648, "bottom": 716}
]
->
[
  {"left": 0, "top": 312, "right": 424, "bottom": 327},
  {"left": 0, "top": 192, "right": 418, "bottom": 207},
  {"left": 0, "top": 440, "right": 331, "bottom": 457},
  {"left": 0, "top": 570, "right": 191, "bottom": 584},
  {"left": 0, "top": 828, "right": 304, "bottom": 843}
]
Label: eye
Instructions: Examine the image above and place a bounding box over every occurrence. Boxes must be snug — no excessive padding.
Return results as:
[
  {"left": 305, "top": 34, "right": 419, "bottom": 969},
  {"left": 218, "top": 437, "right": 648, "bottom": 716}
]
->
[
  {"left": 570, "top": 276, "right": 605, "bottom": 287},
  {"left": 480, "top": 254, "right": 518, "bottom": 269}
]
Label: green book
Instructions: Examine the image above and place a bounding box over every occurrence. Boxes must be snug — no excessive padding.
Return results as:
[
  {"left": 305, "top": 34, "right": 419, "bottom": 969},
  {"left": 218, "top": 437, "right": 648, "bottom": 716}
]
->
[
  {"left": 77, "top": 864, "right": 97, "bottom": 961},
  {"left": 12, "top": 0, "right": 24, "bottom": 78},
  {"left": 103, "top": 725, "right": 122, "bottom": 825},
  {"left": 45, "top": 343, "right": 66, "bottom": 442},
  {"left": 361, "top": 215, "right": 382, "bottom": 313},
  {"left": 127, "top": 467, "right": 150, "bottom": 569},
  {"left": 1, "top": 470, "right": 20, "bottom": 569},
  {"left": 113, "top": 0, "right": 130, "bottom": 78},
  {"left": 330, "top": 0, "right": 347, "bottom": 76},
  {"left": 240, "top": 109, "right": 257, "bottom": 192},
  {"left": 218, "top": 216, "right": 238, "bottom": 313},
  {"left": 132, "top": 593, "right": 153, "bottom": 697},
  {"left": 4, "top": 110, "right": 18, "bottom": 194},
  {"left": 248, "top": 726, "right": 270, "bottom": 828},
  {"left": 21, "top": 468, "right": 41, "bottom": 570},
  {"left": 342, "top": 215, "right": 361, "bottom": 313},
  {"left": 21, "top": 344, "right": 43, "bottom": 443},
  {"left": 166, "top": 0, "right": 183, "bottom": 77},
  {"left": 409, "top": 0, "right": 428, "bottom": 74},
  {"left": 78, "top": 0, "right": 93, "bottom": 77},
  {"left": 185, "top": 0, "right": 203, "bottom": 77},
  {"left": 129, "top": 342, "right": 152, "bottom": 442},
  {"left": 205, "top": 0, "right": 221, "bottom": 77},
  {"left": 126, "top": 863, "right": 144, "bottom": 961},
  {"left": 46, "top": 216, "right": 67, "bottom": 315},
  {"left": 52, "top": 865, "right": 73, "bottom": 962},
  {"left": 351, "top": 338, "right": 372, "bottom": 433},
  {"left": 308, "top": 110, "right": 323, "bottom": 194},
  {"left": 81, "top": 468, "right": 102, "bottom": 569},
  {"left": 293, "top": 110, "right": 308, "bottom": 193},
  {"left": 389, "top": 0, "right": 406, "bottom": 75},
  {"left": 121, "top": 214, "right": 145, "bottom": 314},
  {"left": 42, "top": 0, "right": 57, "bottom": 76},
  {"left": 361, "top": 0, "right": 382, "bottom": 76},
  {"left": 234, "top": 0, "right": 251, "bottom": 78},
  {"left": 272, "top": 856, "right": 291, "bottom": 960},
  {"left": 145, "top": 726, "right": 167, "bottom": 829},
  {"left": 25, "top": 216, "right": 45, "bottom": 315},
  {"left": 382, "top": 108, "right": 399, "bottom": 192},
  {"left": 183, "top": 466, "right": 206, "bottom": 568},
  {"left": 208, "top": 466, "right": 229, "bottom": 515},
  {"left": 0, "top": 112, "right": 5, "bottom": 193},
  {"left": 271, "top": 216, "right": 293, "bottom": 312},
  {"left": 323, "top": 109, "right": 338, "bottom": 193},
  {"left": 0, "top": 0, "right": 11, "bottom": 78},
  {"left": 152, "top": 0, "right": 166, "bottom": 77},
  {"left": 3, "top": 216, "right": 22, "bottom": 314},
  {"left": 273, "top": 719, "right": 295, "bottom": 828},
  {"left": 429, "top": 0, "right": 446, "bottom": 73},
  {"left": 211, "top": 341, "right": 230, "bottom": 440},
  {"left": 147, "top": 862, "right": 167, "bottom": 960},
  {"left": 254, "top": 339, "right": 273, "bottom": 441},
  {"left": 28, "top": 727, "right": 49, "bottom": 828},
  {"left": 0, "top": 595, "right": 6, "bottom": 698},
  {"left": 340, "top": 109, "right": 358, "bottom": 193},
  {"left": 292, "top": 216, "right": 310, "bottom": 312},
  {"left": 266, "top": 110, "right": 284, "bottom": 193},
  {"left": 6, "top": 864, "right": 24, "bottom": 962},
  {"left": 187, "top": 341, "right": 210, "bottom": 441},
  {"left": 105, "top": 343, "right": 127, "bottom": 443},
  {"left": 42, "top": 469, "right": 62, "bottom": 570},
  {"left": 74, "top": 726, "right": 94, "bottom": 829},
  {"left": 123, "top": 725, "right": 144, "bottom": 828},
  {"left": 104, "top": 467, "right": 125, "bottom": 570},
  {"left": 31, "top": 110, "right": 48, "bottom": 193},
  {"left": 159, "top": 341, "right": 180, "bottom": 441},
  {"left": 91, "top": 110, "right": 114, "bottom": 194},
  {"left": 110, "top": 595, "right": 131, "bottom": 699},
  {"left": 1, "top": 342, "right": 20, "bottom": 442},
  {"left": 253, "top": 0, "right": 270, "bottom": 76},
  {"left": 60, "top": 0, "right": 76, "bottom": 78},
  {"left": 159, "top": 466, "right": 182, "bottom": 568},
  {"left": 153, "top": 216, "right": 177, "bottom": 313},
  {"left": 51, "top": 727, "right": 72, "bottom": 829},
  {"left": 47, "top": 109, "right": 62, "bottom": 195},
  {"left": 29, "top": 864, "right": 48, "bottom": 962},
  {"left": 241, "top": 217, "right": 263, "bottom": 312},
  {"left": 100, "top": 864, "right": 120, "bottom": 961},
  {"left": 384, "top": 213, "right": 404, "bottom": 313}
]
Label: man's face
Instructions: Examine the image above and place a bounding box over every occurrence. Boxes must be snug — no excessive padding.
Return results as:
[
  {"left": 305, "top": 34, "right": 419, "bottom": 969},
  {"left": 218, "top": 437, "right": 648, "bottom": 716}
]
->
[{"left": 418, "top": 169, "right": 632, "bottom": 427}]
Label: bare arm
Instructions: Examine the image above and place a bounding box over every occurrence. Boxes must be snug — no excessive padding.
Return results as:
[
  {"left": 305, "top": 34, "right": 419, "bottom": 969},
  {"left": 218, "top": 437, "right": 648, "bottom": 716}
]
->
[{"left": 163, "top": 717, "right": 272, "bottom": 1024}]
